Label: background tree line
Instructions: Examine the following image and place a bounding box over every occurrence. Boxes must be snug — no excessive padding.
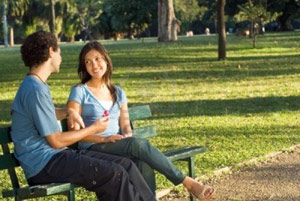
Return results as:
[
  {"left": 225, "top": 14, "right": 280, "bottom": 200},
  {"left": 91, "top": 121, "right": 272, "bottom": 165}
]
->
[{"left": 1, "top": 0, "right": 300, "bottom": 46}]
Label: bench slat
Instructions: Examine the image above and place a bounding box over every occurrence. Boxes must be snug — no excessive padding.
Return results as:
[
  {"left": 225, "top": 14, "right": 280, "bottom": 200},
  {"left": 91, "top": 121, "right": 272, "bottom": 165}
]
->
[
  {"left": 0, "top": 154, "right": 20, "bottom": 170},
  {"left": 0, "top": 127, "right": 12, "bottom": 144},
  {"left": 33, "top": 183, "right": 79, "bottom": 196},
  {"left": 129, "top": 105, "right": 152, "bottom": 121},
  {"left": 133, "top": 126, "right": 157, "bottom": 138},
  {"left": 163, "top": 146, "right": 206, "bottom": 162},
  {"left": 57, "top": 119, "right": 68, "bottom": 132},
  {"left": 2, "top": 183, "right": 79, "bottom": 199}
]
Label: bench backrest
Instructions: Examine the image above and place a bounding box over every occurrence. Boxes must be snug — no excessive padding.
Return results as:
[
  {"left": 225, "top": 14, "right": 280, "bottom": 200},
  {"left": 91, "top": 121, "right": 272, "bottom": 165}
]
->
[
  {"left": 128, "top": 105, "right": 157, "bottom": 138},
  {"left": 0, "top": 127, "right": 21, "bottom": 191},
  {"left": 57, "top": 105, "right": 157, "bottom": 138},
  {"left": 0, "top": 105, "right": 156, "bottom": 191}
]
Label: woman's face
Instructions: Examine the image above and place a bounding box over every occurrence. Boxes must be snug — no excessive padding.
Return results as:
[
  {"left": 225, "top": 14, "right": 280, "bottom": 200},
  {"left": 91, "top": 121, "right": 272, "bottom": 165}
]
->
[{"left": 84, "top": 49, "right": 107, "bottom": 79}]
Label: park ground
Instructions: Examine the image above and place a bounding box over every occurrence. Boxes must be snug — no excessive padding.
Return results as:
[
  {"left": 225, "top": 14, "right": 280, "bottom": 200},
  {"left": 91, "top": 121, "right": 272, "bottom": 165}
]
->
[
  {"left": 162, "top": 144, "right": 300, "bottom": 201},
  {"left": 1, "top": 32, "right": 300, "bottom": 200}
]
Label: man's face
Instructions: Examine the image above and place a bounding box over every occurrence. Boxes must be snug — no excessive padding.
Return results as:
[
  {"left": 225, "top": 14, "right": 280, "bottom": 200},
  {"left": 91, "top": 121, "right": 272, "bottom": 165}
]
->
[{"left": 52, "top": 47, "right": 62, "bottom": 73}]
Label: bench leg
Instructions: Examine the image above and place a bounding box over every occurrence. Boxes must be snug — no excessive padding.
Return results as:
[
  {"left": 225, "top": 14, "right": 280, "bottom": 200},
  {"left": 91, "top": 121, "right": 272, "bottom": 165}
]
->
[
  {"left": 188, "top": 157, "right": 196, "bottom": 201},
  {"left": 67, "top": 189, "right": 75, "bottom": 201},
  {"left": 15, "top": 196, "right": 22, "bottom": 201}
]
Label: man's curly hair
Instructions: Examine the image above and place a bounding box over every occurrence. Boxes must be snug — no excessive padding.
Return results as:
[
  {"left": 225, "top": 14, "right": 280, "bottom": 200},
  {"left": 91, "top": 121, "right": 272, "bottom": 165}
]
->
[{"left": 21, "top": 30, "right": 58, "bottom": 68}]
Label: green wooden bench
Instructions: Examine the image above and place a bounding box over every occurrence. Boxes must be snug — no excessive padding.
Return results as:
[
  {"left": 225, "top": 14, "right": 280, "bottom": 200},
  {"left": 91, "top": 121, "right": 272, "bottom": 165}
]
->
[
  {"left": 0, "top": 105, "right": 205, "bottom": 201},
  {"left": 0, "top": 126, "right": 78, "bottom": 201}
]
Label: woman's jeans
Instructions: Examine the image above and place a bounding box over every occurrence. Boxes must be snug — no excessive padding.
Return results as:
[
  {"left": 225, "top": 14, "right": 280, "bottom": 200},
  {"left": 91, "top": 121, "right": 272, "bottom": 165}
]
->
[{"left": 89, "top": 137, "right": 186, "bottom": 194}]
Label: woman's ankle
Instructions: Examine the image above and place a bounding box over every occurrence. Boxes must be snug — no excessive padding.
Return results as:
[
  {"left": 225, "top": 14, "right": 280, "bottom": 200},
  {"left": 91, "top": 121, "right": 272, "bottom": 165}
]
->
[{"left": 182, "top": 176, "right": 197, "bottom": 190}]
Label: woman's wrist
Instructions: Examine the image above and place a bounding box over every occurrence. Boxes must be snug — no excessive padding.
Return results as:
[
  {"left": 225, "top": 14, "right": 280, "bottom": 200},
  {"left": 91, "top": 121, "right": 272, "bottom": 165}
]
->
[{"left": 123, "top": 133, "right": 132, "bottom": 137}]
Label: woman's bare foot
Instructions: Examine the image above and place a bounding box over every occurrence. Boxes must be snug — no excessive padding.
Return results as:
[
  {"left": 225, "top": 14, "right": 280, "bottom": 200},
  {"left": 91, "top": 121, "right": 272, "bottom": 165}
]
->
[{"left": 182, "top": 176, "right": 214, "bottom": 200}]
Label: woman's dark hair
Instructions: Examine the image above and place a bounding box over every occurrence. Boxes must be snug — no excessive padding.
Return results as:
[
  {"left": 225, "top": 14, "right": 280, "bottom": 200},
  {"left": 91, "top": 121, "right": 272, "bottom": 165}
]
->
[
  {"left": 21, "top": 30, "right": 58, "bottom": 68},
  {"left": 78, "top": 41, "right": 117, "bottom": 103}
]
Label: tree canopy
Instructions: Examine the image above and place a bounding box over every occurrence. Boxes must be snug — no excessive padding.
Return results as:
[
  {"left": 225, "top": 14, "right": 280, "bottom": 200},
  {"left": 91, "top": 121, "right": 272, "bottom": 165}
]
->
[{"left": 1, "top": 0, "right": 300, "bottom": 45}]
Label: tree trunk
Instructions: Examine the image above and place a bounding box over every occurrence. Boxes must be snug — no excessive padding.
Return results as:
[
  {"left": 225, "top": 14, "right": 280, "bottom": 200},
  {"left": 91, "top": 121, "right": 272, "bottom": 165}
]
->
[
  {"left": 2, "top": 3, "right": 8, "bottom": 47},
  {"left": 9, "top": 26, "right": 14, "bottom": 46},
  {"left": 277, "top": 14, "right": 293, "bottom": 31},
  {"left": 253, "top": 34, "right": 256, "bottom": 48},
  {"left": 249, "top": 20, "right": 254, "bottom": 38},
  {"left": 171, "top": 18, "right": 180, "bottom": 41},
  {"left": 217, "top": 0, "right": 226, "bottom": 60},
  {"left": 158, "top": 0, "right": 177, "bottom": 42},
  {"left": 49, "top": 0, "right": 56, "bottom": 34}
]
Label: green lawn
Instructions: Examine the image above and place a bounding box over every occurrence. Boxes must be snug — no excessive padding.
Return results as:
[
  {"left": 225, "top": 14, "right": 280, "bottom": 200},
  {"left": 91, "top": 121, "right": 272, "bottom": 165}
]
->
[{"left": 1, "top": 32, "right": 300, "bottom": 200}]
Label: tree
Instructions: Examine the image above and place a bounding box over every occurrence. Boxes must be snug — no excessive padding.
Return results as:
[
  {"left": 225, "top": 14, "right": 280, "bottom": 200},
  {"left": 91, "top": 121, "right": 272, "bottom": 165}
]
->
[
  {"left": 98, "top": 0, "right": 156, "bottom": 40},
  {"left": 49, "top": 0, "right": 55, "bottom": 34},
  {"left": 61, "top": 0, "right": 81, "bottom": 42},
  {"left": 158, "top": 0, "right": 180, "bottom": 42},
  {"left": 6, "top": 0, "right": 29, "bottom": 46},
  {"left": 74, "top": 0, "right": 102, "bottom": 41},
  {"left": 173, "top": 0, "right": 201, "bottom": 34},
  {"left": 1, "top": 1, "right": 8, "bottom": 47},
  {"left": 217, "top": 0, "right": 226, "bottom": 60},
  {"left": 268, "top": 0, "right": 300, "bottom": 31},
  {"left": 237, "top": 0, "right": 281, "bottom": 47}
]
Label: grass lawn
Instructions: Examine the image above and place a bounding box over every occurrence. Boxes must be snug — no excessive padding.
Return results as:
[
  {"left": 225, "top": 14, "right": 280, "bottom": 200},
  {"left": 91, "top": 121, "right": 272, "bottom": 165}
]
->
[{"left": 1, "top": 31, "right": 300, "bottom": 200}]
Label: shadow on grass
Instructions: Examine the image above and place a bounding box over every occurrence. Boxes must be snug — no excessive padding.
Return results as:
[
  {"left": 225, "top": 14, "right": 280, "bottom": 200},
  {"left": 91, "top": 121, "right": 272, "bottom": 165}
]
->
[
  {"left": 115, "top": 67, "right": 300, "bottom": 83},
  {"left": 0, "top": 100, "right": 13, "bottom": 124},
  {"left": 113, "top": 53, "right": 300, "bottom": 69},
  {"left": 132, "top": 95, "right": 300, "bottom": 119}
]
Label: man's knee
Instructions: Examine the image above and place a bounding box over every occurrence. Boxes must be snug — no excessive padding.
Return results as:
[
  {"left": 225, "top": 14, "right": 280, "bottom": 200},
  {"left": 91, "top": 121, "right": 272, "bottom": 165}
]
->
[{"left": 83, "top": 161, "right": 127, "bottom": 190}]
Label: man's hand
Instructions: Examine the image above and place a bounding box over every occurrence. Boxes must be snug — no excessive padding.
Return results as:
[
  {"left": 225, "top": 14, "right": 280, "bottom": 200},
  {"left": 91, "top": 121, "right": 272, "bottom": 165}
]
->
[
  {"left": 67, "top": 108, "right": 85, "bottom": 129},
  {"left": 92, "top": 117, "right": 110, "bottom": 133},
  {"left": 105, "top": 134, "right": 124, "bottom": 143}
]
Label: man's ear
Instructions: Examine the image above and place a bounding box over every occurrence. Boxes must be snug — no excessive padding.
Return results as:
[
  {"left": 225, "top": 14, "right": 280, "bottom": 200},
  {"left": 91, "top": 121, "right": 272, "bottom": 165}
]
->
[{"left": 49, "top": 47, "right": 54, "bottom": 58}]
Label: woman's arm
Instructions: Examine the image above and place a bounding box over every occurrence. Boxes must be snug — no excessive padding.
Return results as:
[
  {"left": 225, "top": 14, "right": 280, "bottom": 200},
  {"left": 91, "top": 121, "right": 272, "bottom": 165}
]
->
[{"left": 119, "top": 103, "right": 133, "bottom": 137}]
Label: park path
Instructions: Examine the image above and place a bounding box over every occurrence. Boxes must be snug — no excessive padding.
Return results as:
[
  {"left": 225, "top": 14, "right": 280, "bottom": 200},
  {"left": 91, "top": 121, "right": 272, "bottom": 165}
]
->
[{"left": 160, "top": 144, "right": 300, "bottom": 201}]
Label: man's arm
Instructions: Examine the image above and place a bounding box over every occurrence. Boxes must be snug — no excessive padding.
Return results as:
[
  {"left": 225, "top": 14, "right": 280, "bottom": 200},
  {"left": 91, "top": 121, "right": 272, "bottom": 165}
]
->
[
  {"left": 55, "top": 108, "right": 68, "bottom": 120},
  {"left": 46, "top": 117, "right": 109, "bottom": 149},
  {"left": 55, "top": 107, "right": 85, "bottom": 128}
]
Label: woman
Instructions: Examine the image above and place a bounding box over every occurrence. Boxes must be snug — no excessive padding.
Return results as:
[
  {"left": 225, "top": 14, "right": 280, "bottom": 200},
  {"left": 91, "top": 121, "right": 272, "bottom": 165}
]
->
[{"left": 67, "top": 41, "right": 214, "bottom": 200}]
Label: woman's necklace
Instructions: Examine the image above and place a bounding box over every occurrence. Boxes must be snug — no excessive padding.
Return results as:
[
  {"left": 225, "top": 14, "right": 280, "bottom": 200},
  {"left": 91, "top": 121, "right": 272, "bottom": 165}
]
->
[{"left": 27, "top": 72, "right": 46, "bottom": 84}]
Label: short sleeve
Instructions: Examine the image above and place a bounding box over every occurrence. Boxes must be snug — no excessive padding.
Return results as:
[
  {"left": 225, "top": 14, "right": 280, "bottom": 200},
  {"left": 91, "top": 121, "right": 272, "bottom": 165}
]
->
[
  {"left": 116, "top": 86, "right": 128, "bottom": 105},
  {"left": 68, "top": 86, "right": 83, "bottom": 105},
  {"left": 29, "top": 91, "right": 60, "bottom": 137}
]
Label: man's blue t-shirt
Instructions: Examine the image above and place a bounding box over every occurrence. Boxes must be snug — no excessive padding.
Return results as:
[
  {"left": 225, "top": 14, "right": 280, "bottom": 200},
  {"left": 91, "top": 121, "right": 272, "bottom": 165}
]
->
[
  {"left": 68, "top": 84, "right": 127, "bottom": 150},
  {"left": 11, "top": 76, "right": 65, "bottom": 179}
]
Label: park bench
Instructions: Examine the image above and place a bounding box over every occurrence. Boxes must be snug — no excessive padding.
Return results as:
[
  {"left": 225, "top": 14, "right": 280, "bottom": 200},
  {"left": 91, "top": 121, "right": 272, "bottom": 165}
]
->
[{"left": 0, "top": 105, "right": 205, "bottom": 201}]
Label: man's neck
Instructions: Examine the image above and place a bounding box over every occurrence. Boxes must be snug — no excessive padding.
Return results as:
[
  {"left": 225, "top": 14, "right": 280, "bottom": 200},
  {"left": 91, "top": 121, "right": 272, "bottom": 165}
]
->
[{"left": 29, "top": 62, "right": 51, "bottom": 83}]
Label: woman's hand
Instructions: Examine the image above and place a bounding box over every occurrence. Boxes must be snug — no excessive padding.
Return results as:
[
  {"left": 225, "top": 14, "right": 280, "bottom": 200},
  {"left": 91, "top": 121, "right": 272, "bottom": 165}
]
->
[
  {"left": 105, "top": 134, "right": 124, "bottom": 143},
  {"left": 122, "top": 133, "right": 133, "bottom": 138}
]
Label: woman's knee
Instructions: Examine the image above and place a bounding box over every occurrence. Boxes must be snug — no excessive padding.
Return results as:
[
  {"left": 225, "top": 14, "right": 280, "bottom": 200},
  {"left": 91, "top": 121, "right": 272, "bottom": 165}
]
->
[{"left": 129, "top": 138, "right": 151, "bottom": 150}]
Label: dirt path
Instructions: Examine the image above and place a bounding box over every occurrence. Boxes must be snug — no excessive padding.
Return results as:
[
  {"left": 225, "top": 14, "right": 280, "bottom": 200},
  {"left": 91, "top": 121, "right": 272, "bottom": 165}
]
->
[{"left": 161, "top": 145, "right": 300, "bottom": 201}]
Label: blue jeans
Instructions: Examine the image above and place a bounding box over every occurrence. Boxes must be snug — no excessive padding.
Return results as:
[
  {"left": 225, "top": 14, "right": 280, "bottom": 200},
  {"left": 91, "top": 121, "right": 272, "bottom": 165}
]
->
[{"left": 89, "top": 137, "right": 186, "bottom": 194}]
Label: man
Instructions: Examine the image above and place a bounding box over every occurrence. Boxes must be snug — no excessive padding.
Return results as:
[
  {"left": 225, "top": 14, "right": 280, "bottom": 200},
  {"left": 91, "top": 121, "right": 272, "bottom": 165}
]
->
[{"left": 10, "top": 30, "right": 156, "bottom": 201}]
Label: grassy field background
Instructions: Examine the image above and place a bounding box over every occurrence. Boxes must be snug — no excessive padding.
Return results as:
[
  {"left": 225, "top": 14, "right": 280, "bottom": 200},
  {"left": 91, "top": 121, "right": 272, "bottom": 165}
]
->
[{"left": 1, "top": 32, "right": 300, "bottom": 200}]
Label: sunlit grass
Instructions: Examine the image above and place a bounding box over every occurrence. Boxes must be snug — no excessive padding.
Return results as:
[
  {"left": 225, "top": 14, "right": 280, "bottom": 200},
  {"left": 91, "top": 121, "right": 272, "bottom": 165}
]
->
[{"left": 1, "top": 32, "right": 300, "bottom": 200}]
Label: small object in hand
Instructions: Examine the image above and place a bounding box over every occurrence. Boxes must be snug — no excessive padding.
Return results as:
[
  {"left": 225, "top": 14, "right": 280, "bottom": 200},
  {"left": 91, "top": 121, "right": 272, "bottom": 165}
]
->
[{"left": 103, "top": 110, "right": 110, "bottom": 117}]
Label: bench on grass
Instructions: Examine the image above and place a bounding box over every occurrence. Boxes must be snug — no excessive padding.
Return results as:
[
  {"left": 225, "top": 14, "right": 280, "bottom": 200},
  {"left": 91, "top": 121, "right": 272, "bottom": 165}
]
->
[{"left": 0, "top": 105, "right": 205, "bottom": 201}]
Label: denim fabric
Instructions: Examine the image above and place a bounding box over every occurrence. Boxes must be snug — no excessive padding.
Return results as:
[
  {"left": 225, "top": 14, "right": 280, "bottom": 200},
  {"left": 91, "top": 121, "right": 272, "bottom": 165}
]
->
[
  {"left": 28, "top": 149, "right": 156, "bottom": 201},
  {"left": 89, "top": 137, "right": 186, "bottom": 193}
]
